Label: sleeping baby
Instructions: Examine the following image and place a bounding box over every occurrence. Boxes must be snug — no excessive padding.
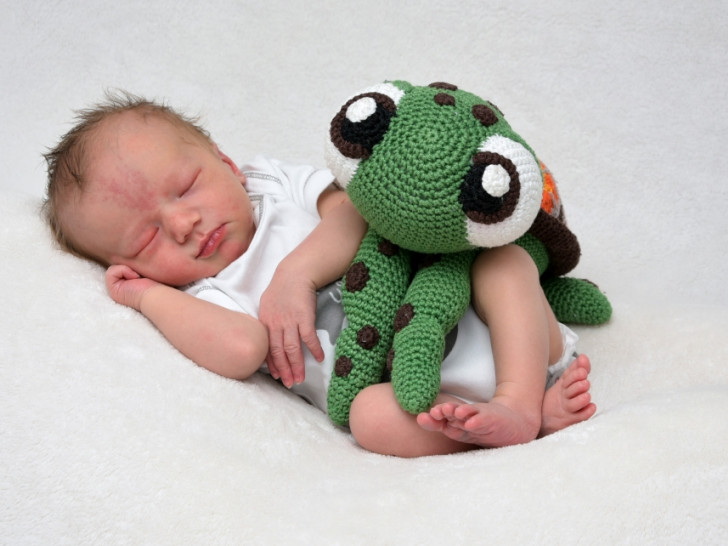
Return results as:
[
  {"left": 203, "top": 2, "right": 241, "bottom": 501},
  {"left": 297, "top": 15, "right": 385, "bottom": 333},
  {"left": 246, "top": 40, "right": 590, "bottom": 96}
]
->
[{"left": 41, "top": 91, "right": 595, "bottom": 457}]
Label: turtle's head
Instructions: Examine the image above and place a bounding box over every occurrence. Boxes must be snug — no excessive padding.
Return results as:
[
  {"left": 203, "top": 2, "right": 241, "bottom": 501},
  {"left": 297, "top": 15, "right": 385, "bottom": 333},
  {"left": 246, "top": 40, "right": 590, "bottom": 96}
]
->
[{"left": 325, "top": 81, "right": 544, "bottom": 253}]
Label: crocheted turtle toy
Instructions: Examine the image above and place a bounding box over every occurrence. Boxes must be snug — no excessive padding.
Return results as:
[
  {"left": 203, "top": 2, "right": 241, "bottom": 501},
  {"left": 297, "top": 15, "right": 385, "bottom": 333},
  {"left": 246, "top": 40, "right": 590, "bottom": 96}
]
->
[{"left": 324, "top": 80, "right": 611, "bottom": 426}]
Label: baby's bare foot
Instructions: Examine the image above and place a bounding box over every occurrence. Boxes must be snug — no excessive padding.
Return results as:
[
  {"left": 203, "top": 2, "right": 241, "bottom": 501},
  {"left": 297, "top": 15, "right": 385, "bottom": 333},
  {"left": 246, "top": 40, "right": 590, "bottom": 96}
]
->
[
  {"left": 417, "top": 397, "right": 540, "bottom": 448},
  {"left": 540, "top": 354, "right": 596, "bottom": 436},
  {"left": 417, "top": 355, "right": 596, "bottom": 448}
]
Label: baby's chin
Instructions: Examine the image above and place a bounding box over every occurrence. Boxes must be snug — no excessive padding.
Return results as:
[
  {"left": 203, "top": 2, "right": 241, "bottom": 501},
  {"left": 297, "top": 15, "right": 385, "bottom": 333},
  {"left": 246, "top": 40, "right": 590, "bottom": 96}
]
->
[
  {"left": 221, "top": 231, "right": 254, "bottom": 267},
  {"left": 206, "top": 243, "right": 247, "bottom": 277}
]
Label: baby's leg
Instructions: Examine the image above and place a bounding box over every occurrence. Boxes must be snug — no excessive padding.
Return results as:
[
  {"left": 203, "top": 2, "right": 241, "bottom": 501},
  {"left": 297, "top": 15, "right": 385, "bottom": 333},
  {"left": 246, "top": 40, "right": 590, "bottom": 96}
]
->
[
  {"left": 417, "top": 354, "right": 595, "bottom": 445},
  {"left": 350, "top": 355, "right": 596, "bottom": 456},
  {"left": 462, "top": 244, "right": 554, "bottom": 447},
  {"left": 349, "top": 383, "right": 476, "bottom": 457}
]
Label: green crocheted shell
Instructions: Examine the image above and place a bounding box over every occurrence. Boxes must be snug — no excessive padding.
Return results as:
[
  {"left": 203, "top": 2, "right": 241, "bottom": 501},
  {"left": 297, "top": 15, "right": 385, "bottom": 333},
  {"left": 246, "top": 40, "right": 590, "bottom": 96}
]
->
[{"left": 324, "top": 81, "right": 611, "bottom": 425}]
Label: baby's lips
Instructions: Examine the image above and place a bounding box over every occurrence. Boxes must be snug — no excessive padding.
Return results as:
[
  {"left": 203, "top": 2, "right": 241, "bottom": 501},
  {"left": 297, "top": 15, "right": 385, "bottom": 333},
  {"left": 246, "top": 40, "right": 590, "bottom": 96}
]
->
[{"left": 197, "top": 225, "right": 226, "bottom": 258}]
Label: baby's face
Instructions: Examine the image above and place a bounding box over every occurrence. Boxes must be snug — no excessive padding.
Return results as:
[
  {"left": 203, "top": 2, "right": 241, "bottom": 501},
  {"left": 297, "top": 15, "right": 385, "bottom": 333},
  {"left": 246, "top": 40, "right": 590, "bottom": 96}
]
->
[{"left": 65, "top": 112, "right": 255, "bottom": 286}]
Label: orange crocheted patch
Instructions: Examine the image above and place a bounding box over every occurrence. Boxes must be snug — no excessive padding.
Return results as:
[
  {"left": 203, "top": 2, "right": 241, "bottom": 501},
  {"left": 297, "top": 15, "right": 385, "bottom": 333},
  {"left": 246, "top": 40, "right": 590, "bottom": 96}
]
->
[{"left": 539, "top": 161, "right": 560, "bottom": 216}]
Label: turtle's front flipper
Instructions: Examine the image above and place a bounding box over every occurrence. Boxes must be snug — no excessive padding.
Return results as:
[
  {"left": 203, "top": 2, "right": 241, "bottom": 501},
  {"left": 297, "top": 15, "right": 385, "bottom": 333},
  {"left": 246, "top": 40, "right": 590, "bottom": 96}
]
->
[
  {"left": 328, "top": 229, "right": 412, "bottom": 426},
  {"left": 390, "top": 251, "right": 478, "bottom": 414},
  {"left": 517, "top": 232, "right": 612, "bottom": 325},
  {"left": 542, "top": 277, "right": 612, "bottom": 325}
]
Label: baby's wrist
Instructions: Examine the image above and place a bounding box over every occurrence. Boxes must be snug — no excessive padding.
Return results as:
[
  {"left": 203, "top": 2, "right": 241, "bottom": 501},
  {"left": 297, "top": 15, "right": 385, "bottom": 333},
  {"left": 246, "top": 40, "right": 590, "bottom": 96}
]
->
[
  {"left": 276, "top": 256, "right": 318, "bottom": 287},
  {"left": 136, "top": 282, "right": 164, "bottom": 314}
]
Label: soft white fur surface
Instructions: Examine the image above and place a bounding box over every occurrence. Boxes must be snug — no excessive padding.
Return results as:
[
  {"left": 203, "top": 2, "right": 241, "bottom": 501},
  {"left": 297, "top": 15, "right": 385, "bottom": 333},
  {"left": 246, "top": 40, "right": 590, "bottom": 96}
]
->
[{"left": 2, "top": 1, "right": 727, "bottom": 544}]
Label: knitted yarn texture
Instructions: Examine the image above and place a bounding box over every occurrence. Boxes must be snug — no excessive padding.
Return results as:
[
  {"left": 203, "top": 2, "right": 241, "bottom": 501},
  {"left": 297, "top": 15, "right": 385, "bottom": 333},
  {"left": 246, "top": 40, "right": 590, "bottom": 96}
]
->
[{"left": 324, "top": 80, "right": 611, "bottom": 425}]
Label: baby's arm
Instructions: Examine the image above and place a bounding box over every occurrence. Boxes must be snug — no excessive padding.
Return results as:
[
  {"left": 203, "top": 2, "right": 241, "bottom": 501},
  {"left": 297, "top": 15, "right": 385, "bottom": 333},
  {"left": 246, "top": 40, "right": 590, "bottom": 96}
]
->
[
  {"left": 106, "top": 265, "right": 268, "bottom": 380},
  {"left": 259, "top": 187, "right": 366, "bottom": 387}
]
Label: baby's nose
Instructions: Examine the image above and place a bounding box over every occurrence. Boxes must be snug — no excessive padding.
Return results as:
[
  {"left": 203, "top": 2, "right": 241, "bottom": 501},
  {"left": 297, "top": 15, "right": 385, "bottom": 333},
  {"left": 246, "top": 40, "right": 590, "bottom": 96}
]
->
[{"left": 164, "top": 205, "right": 199, "bottom": 244}]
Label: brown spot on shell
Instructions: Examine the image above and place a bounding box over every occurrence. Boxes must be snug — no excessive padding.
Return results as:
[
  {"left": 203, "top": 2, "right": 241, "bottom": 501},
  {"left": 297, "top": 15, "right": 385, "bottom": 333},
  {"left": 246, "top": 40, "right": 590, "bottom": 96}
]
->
[
  {"left": 472, "top": 104, "right": 498, "bottom": 127},
  {"left": 357, "top": 325, "right": 380, "bottom": 350},
  {"left": 434, "top": 93, "right": 455, "bottom": 106},
  {"left": 386, "top": 349, "right": 395, "bottom": 372},
  {"left": 345, "top": 262, "right": 369, "bottom": 292},
  {"left": 428, "top": 82, "right": 458, "bottom": 91},
  {"left": 394, "top": 303, "right": 415, "bottom": 333},
  {"left": 334, "top": 356, "right": 353, "bottom": 377}
]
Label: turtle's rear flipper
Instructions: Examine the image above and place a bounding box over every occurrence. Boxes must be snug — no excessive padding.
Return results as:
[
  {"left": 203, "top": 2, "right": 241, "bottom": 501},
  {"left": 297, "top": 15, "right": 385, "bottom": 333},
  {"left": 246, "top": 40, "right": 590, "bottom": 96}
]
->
[{"left": 542, "top": 277, "right": 612, "bottom": 325}]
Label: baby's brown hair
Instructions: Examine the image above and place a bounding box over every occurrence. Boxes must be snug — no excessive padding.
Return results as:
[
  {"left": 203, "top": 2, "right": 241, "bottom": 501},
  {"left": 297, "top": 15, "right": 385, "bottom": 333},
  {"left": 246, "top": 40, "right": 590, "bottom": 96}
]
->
[{"left": 42, "top": 91, "right": 212, "bottom": 265}]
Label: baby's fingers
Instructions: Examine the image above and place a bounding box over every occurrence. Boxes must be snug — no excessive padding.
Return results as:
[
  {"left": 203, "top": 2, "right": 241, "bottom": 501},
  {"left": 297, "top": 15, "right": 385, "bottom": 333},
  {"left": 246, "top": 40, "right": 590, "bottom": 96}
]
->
[
  {"left": 267, "top": 326, "right": 307, "bottom": 388},
  {"left": 300, "top": 324, "right": 324, "bottom": 363},
  {"left": 267, "top": 336, "right": 294, "bottom": 388},
  {"left": 106, "top": 264, "right": 140, "bottom": 284},
  {"left": 282, "top": 327, "right": 306, "bottom": 385}
]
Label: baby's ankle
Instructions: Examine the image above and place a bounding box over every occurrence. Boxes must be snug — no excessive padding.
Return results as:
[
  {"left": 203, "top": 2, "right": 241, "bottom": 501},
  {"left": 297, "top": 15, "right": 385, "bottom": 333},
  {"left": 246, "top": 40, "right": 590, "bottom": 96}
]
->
[{"left": 489, "top": 395, "right": 542, "bottom": 441}]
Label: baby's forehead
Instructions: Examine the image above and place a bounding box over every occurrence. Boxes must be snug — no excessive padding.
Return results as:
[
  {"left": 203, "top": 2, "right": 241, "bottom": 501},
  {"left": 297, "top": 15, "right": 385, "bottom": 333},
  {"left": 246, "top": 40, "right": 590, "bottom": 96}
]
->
[
  {"left": 92, "top": 110, "right": 211, "bottom": 157},
  {"left": 83, "top": 113, "right": 212, "bottom": 204}
]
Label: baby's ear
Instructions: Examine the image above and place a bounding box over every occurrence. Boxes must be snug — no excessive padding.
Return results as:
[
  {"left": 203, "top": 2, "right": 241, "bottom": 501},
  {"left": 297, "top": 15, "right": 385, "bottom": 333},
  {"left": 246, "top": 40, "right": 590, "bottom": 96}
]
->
[{"left": 214, "top": 144, "right": 243, "bottom": 178}]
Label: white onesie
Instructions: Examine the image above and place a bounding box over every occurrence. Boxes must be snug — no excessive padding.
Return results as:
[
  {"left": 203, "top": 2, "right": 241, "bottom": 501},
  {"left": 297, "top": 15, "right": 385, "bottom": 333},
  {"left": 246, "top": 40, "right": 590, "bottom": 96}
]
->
[{"left": 184, "top": 156, "right": 577, "bottom": 413}]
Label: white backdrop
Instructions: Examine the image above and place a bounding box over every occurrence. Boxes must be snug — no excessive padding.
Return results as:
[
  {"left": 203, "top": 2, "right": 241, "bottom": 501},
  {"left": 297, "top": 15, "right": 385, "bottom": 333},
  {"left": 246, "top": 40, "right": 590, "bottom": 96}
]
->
[
  {"left": 2, "top": 1, "right": 727, "bottom": 544},
  {"left": 3, "top": 0, "right": 727, "bottom": 309}
]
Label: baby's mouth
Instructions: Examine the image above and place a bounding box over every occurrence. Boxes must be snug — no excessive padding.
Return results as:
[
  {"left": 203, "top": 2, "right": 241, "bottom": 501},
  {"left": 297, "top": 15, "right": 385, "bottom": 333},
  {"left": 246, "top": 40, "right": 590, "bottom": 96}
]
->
[{"left": 197, "top": 225, "right": 226, "bottom": 258}]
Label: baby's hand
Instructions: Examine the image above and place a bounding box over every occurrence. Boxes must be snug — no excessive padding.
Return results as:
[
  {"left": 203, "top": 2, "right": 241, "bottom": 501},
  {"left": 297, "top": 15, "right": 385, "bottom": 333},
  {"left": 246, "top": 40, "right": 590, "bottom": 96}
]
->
[
  {"left": 105, "top": 264, "right": 160, "bottom": 311},
  {"left": 259, "top": 273, "right": 324, "bottom": 389}
]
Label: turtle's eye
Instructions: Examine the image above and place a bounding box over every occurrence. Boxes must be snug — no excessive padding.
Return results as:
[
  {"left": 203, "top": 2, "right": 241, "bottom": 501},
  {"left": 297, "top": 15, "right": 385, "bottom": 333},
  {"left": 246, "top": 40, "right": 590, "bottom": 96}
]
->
[
  {"left": 459, "top": 135, "right": 543, "bottom": 248},
  {"left": 325, "top": 82, "right": 404, "bottom": 187},
  {"left": 332, "top": 93, "right": 396, "bottom": 159}
]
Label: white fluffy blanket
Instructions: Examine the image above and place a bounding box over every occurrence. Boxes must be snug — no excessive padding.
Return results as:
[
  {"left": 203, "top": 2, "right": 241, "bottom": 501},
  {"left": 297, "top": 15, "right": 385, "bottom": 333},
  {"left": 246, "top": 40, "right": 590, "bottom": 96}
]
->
[{"left": 2, "top": 1, "right": 727, "bottom": 544}]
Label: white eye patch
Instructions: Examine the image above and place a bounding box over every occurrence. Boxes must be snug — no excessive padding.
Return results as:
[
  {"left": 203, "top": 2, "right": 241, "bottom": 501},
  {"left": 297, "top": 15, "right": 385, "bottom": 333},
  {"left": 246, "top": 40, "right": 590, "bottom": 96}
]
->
[
  {"left": 346, "top": 97, "right": 377, "bottom": 123},
  {"left": 481, "top": 164, "right": 511, "bottom": 197}
]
